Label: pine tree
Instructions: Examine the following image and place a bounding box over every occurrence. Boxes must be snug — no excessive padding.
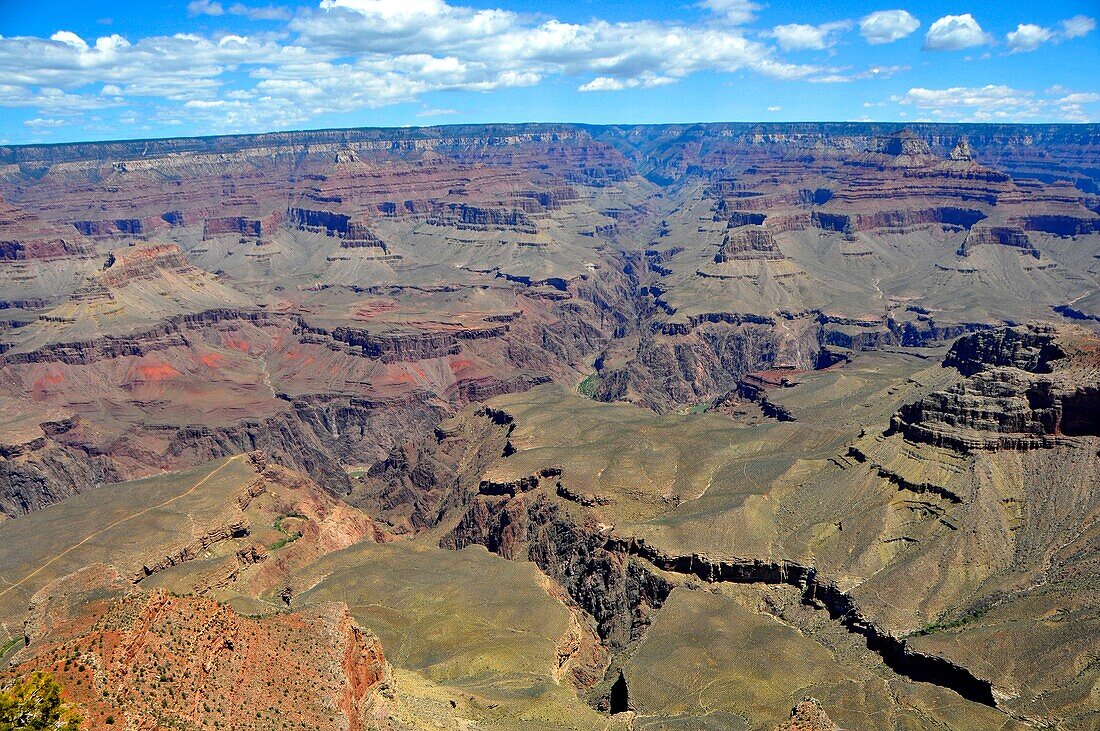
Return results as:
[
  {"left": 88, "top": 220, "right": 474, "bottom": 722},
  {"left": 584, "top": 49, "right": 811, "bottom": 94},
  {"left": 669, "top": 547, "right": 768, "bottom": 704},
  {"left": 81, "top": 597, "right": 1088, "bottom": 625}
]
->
[{"left": 0, "top": 672, "right": 83, "bottom": 731}]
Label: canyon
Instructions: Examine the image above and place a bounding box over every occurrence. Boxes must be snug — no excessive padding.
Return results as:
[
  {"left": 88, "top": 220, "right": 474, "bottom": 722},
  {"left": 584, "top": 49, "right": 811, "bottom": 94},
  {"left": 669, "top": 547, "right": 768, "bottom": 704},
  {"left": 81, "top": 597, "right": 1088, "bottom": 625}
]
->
[{"left": 0, "top": 122, "right": 1098, "bottom": 729}]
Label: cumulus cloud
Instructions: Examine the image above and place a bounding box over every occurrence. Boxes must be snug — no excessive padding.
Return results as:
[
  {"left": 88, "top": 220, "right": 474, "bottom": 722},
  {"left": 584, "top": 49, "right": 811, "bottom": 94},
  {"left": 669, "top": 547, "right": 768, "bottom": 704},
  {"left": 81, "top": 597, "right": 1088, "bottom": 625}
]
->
[
  {"left": 859, "top": 10, "right": 920, "bottom": 44},
  {"left": 1006, "top": 24, "right": 1054, "bottom": 53},
  {"left": 923, "top": 14, "right": 992, "bottom": 51},
  {"left": 0, "top": 0, "right": 859, "bottom": 138},
  {"left": 770, "top": 21, "right": 852, "bottom": 51},
  {"left": 1062, "top": 15, "right": 1096, "bottom": 39},
  {"left": 292, "top": 1, "right": 822, "bottom": 93},
  {"left": 1004, "top": 15, "right": 1097, "bottom": 53}
]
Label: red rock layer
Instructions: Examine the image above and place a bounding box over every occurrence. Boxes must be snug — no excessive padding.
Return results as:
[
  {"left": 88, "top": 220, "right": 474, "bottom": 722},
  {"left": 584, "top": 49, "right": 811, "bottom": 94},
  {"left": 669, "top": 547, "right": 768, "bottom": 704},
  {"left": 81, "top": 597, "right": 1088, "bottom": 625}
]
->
[{"left": 8, "top": 565, "right": 392, "bottom": 731}]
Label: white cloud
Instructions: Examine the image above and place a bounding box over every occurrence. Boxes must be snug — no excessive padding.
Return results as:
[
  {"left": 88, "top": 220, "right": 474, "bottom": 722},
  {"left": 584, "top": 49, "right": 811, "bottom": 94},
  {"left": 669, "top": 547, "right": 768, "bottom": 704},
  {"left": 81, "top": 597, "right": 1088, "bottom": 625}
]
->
[
  {"left": 1003, "top": 16, "right": 1096, "bottom": 54},
  {"left": 0, "top": 0, "right": 835, "bottom": 136},
  {"left": 890, "top": 84, "right": 1095, "bottom": 122},
  {"left": 812, "top": 63, "right": 909, "bottom": 83},
  {"left": 770, "top": 21, "right": 852, "bottom": 51},
  {"left": 15, "top": 0, "right": 1088, "bottom": 138},
  {"left": 229, "top": 4, "right": 292, "bottom": 20},
  {"left": 1057, "top": 92, "right": 1100, "bottom": 104},
  {"left": 859, "top": 10, "right": 920, "bottom": 45},
  {"left": 1062, "top": 15, "right": 1096, "bottom": 39},
  {"left": 578, "top": 77, "right": 631, "bottom": 92},
  {"left": 923, "top": 14, "right": 991, "bottom": 51},
  {"left": 190, "top": 0, "right": 291, "bottom": 20},
  {"left": 23, "top": 117, "right": 68, "bottom": 127},
  {"left": 766, "top": 105, "right": 781, "bottom": 111},
  {"left": 50, "top": 31, "right": 90, "bottom": 49},
  {"left": 578, "top": 75, "right": 675, "bottom": 92},
  {"left": 0, "top": 30, "right": 300, "bottom": 100},
  {"left": 700, "top": 0, "right": 760, "bottom": 25},
  {"left": 416, "top": 107, "right": 458, "bottom": 117},
  {"left": 1006, "top": 23, "right": 1054, "bottom": 53},
  {"left": 898, "top": 85, "right": 1032, "bottom": 109},
  {"left": 0, "top": 84, "right": 122, "bottom": 113},
  {"left": 188, "top": 0, "right": 225, "bottom": 16}
]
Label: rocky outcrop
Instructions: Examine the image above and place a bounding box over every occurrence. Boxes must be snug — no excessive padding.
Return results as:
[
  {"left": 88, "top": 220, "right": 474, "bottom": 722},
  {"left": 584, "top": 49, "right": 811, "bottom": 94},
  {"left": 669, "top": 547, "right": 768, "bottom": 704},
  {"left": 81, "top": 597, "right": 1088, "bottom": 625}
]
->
[
  {"left": 0, "top": 445, "right": 121, "bottom": 516},
  {"left": 891, "top": 325, "right": 1100, "bottom": 450},
  {"left": 717, "top": 209, "right": 768, "bottom": 227},
  {"left": 99, "top": 243, "right": 189, "bottom": 286},
  {"left": 775, "top": 698, "right": 840, "bottom": 731},
  {"left": 941, "top": 324, "right": 1066, "bottom": 376},
  {"left": 10, "top": 567, "right": 393, "bottom": 731},
  {"left": 358, "top": 404, "right": 515, "bottom": 532},
  {"left": 595, "top": 318, "right": 800, "bottom": 412},
  {"left": 202, "top": 215, "right": 264, "bottom": 239},
  {"left": 958, "top": 225, "right": 1034, "bottom": 257},
  {"left": 736, "top": 372, "right": 797, "bottom": 421},
  {"left": 715, "top": 226, "right": 785, "bottom": 262},
  {"left": 1018, "top": 214, "right": 1098, "bottom": 237},
  {"left": 813, "top": 206, "right": 986, "bottom": 233},
  {"left": 869, "top": 130, "right": 934, "bottom": 160},
  {"left": 949, "top": 137, "right": 974, "bottom": 162},
  {"left": 335, "top": 326, "right": 464, "bottom": 362},
  {"left": 289, "top": 207, "right": 388, "bottom": 250},
  {"left": 133, "top": 479, "right": 265, "bottom": 582},
  {"left": 72, "top": 218, "right": 144, "bottom": 237},
  {"left": 427, "top": 203, "right": 538, "bottom": 232},
  {"left": 442, "top": 461, "right": 998, "bottom": 708}
]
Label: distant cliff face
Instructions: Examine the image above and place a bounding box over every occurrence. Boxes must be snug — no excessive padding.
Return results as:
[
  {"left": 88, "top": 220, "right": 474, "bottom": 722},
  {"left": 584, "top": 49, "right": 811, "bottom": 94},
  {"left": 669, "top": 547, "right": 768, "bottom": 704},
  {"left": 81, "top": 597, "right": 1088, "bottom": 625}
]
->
[
  {"left": 0, "top": 120, "right": 1091, "bottom": 518},
  {"left": 0, "top": 120, "right": 1097, "bottom": 517}
]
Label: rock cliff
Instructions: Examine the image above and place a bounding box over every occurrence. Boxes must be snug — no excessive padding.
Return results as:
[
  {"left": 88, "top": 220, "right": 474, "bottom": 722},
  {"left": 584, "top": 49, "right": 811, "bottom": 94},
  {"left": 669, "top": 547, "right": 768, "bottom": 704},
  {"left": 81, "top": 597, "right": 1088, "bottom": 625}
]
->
[{"left": 891, "top": 324, "right": 1100, "bottom": 450}]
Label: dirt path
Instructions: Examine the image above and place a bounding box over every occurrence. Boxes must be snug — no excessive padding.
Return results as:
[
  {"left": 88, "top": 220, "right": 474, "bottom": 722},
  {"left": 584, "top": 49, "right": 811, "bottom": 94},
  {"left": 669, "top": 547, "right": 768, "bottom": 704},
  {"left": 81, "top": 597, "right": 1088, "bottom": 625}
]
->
[{"left": 0, "top": 455, "right": 245, "bottom": 600}]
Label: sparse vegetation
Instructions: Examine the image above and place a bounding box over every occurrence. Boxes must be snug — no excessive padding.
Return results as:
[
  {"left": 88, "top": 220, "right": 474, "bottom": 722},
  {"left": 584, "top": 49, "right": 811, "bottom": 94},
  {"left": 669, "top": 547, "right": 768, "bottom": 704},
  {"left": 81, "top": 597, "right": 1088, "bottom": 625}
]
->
[
  {"left": 268, "top": 535, "right": 299, "bottom": 551},
  {"left": 0, "top": 637, "right": 22, "bottom": 658},
  {"left": 910, "top": 606, "right": 991, "bottom": 637},
  {"left": 577, "top": 373, "right": 600, "bottom": 398},
  {"left": 269, "top": 513, "right": 305, "bottom": 551}
]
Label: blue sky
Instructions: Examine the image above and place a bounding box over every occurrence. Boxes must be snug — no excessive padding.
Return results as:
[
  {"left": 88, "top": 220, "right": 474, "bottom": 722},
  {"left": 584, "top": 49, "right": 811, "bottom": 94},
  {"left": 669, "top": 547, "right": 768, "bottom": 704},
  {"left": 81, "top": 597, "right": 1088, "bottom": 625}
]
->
[{"left": 0, "top": 0, "right": 1097, "bottom": 144}]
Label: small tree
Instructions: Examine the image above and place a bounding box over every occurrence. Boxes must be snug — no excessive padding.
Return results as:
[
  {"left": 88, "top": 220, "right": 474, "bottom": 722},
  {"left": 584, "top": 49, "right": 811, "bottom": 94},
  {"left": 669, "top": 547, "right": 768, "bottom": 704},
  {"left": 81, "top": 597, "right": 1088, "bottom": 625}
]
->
[{"left": 0, "top": 672, "right": 83, "bottom": 730}]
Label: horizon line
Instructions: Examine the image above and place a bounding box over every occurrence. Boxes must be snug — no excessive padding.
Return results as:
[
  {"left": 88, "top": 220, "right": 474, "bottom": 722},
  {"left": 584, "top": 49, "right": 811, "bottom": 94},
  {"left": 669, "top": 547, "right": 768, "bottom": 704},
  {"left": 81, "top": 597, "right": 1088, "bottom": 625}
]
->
[{"left": 5, "top": 119, "right": 1100, "bottom": 152}]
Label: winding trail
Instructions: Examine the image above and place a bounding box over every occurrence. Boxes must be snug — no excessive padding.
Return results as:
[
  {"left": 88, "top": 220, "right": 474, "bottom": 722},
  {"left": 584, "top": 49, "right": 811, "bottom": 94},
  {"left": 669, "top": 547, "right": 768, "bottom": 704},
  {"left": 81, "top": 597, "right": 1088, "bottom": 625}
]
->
[{"left": 0, "top": 455, "right": 245, "bottom": 600}]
